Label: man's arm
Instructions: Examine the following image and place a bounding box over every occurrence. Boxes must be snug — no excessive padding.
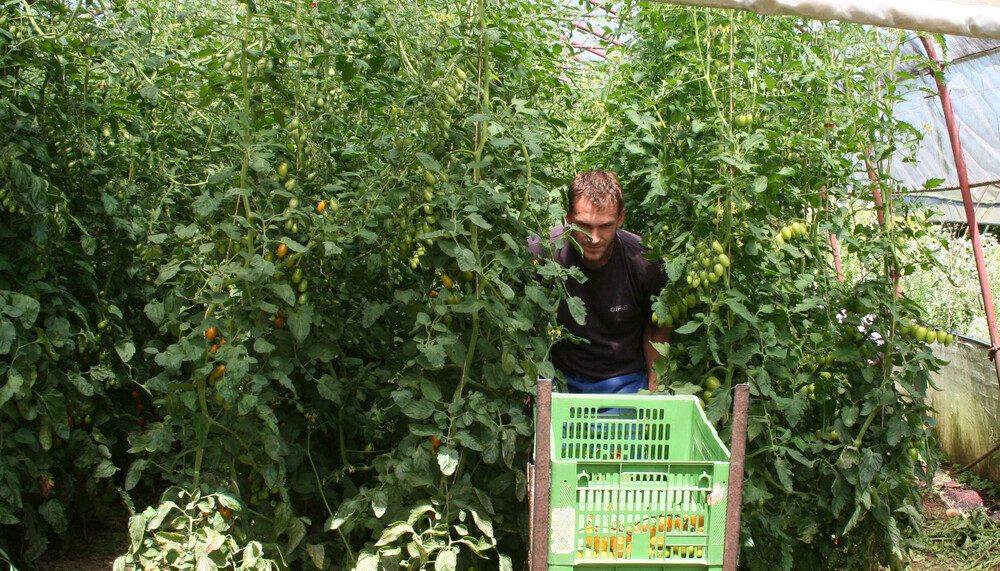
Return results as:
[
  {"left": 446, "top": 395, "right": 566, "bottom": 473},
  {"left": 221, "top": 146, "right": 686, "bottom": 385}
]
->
[{"left": 643, "top": 320, "right": 671, "bottom": 391}]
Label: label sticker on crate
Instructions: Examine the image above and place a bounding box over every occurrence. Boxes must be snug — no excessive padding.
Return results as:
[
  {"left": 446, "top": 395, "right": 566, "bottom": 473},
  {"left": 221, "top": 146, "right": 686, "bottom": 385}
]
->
[
  {"left": 706, "top": 482, "right": 726, "bottom": 506},
  {"left": 550, "top": 507, "right": 576, "bottom": 554}
]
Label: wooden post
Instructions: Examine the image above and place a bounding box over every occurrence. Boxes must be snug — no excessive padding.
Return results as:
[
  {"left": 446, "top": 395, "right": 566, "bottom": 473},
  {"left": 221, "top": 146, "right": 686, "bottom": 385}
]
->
[
  {"left": 530, "top": 378, "right": 553, "bottom": 569},
  {"left": 723, "top": 384, "right": 750, "bottom": 571}
]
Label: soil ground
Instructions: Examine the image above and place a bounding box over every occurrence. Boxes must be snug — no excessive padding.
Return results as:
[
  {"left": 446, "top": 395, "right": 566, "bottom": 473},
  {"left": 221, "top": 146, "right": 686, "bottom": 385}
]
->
[
  {"left": 19, "top": 466, "right": 1000, "bottom": 571},
  {"left": 27, "top": 504, "right": 129, "bottom": 571}
]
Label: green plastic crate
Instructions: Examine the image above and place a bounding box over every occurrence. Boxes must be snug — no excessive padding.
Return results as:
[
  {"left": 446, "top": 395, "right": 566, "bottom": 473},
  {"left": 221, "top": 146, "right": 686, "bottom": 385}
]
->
[{"left": 545, "top": 394, "right": 730, "bottom": 570}]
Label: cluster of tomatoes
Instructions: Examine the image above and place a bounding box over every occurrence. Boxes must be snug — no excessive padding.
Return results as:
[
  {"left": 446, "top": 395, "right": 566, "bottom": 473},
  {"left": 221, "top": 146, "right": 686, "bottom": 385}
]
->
[
  {"left": 578, "top": 514, "right": 708, "bottom": 560},
  {"left": 425, "top": 67, "right": 467, "bottom": 143},
  {"left": 652, "top": 239, "right": 730, "bottom": 329},
  {"left": 0, "top": 186, "right": 21, "bottom": 214},
  {"left": 391, "top": 167, "right": 455, "bottom": 271},
  {"left": 733, "top": 112, "right": 756, "bottom": 128},
  {"left": 699, "top": 375, "right": 722, "bottom": 408},
  {"left": 205, "top": 327, "right": 227, "bottom": 387},
  {"left": 775, "top": 220, "right": 808, "bottom": 245},
  {"left": 898, "top": 318, "right": 954, "bottom": 346}
]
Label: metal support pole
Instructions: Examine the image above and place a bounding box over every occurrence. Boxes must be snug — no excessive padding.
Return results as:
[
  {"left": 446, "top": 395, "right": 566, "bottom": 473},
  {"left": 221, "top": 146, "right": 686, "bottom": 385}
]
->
[
  {"left": 920, "top": 35, "right": 1000, "bottom": 388},
  {"left": 723, "top": 384, "right": 750, "bottom": 571},
  {"left": 530, "top": 378, "right": 553, "bottom": 570},
  {"left": 572, "top": 21, "right": 626, "bottom": 45},
  {"left": 865, "top": 162, "right": 887, "bottom": 226},
  {"left": 822, "top": 186, "right": 846, "bottom": 282},
  {"left": 862, "top": 159, "right": 904, "bottom": 297}
]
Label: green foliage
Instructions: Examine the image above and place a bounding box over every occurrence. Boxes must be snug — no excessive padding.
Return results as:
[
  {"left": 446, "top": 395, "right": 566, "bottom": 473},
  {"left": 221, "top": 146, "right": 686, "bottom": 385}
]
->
[
  {"left": 0, "top": 0, "right": 959, "bottom": 569},
  {"left": 879, "top": 224, "right": 1000, "bottom": 342},
  {"left": 591, "top": 7, "right": 941, "bottom": 569},
  {"left": 113, "top": 486, "right": 276, "bottom": 570},
  {"left": 1, "top": 0, "right": 574, "bottom": 567}
]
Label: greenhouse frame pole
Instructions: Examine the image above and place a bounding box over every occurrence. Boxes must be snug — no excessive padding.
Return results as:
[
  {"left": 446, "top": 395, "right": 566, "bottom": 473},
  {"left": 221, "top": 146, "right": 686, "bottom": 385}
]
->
[
  {"left": 919, "top": 36, "right": 1000, "bottom": 388},
  {"left": 822, "top": 186, "right": 845, "bottom": 282}
]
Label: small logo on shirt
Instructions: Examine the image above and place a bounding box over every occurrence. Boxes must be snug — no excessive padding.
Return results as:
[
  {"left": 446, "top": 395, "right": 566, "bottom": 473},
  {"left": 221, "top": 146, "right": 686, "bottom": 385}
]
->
[{"left": 609, "top": 304, "right": 629, "bottom": 313}]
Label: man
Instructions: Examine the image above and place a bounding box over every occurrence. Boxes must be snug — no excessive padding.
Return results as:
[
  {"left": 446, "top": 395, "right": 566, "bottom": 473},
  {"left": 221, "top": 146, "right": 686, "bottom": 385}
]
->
[{"left": 530, "top": 170, "right": 670, "bottom": 393}]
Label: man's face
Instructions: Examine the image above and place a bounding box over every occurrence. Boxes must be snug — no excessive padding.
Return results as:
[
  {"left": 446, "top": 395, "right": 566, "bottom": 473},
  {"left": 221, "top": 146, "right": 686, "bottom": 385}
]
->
[{"left": 566, "top": 198, "right": 624, "bottom": 270}]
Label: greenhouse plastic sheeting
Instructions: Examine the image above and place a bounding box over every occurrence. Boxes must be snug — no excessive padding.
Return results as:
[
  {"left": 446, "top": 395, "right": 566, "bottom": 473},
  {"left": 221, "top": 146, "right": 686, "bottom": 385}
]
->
[
  {"left": 929, "top": 336, "right": 1000, "bottom": 482},
  {"left": 891, "top": 36, "right": 1000, "bottom": 224},
  {"left": 647, "top": 0, "right": 1000, "bottom": 40}
]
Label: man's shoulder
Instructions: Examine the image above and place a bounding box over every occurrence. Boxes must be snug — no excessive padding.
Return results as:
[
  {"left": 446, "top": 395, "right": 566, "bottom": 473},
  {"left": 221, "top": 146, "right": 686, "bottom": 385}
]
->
[
  {"left": 528, "top": 225, "right": 570, "bottom": 261},
  {"left": 615, "top": 229, "right": 654, "bottom": 260},
  {"left": 616, "top": 228, "right": 645, "bottom": 249},
  {"left": 615, "top": 229, "right": 664, "bottom": 273}
]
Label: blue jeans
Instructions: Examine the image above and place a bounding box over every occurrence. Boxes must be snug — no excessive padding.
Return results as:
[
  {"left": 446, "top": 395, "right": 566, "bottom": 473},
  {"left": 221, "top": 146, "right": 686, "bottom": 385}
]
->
[
  {"left": 561, "top": 372, "right": 647, "bottom": 459},
  {"left": 565, "top": 371, "right": 647, "bottom": 394}
]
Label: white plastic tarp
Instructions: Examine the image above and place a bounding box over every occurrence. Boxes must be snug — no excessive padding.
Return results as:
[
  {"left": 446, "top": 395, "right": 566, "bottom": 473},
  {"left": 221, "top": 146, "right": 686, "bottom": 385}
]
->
[
  {"left": 891, "top": 37, "right": 1000, "bottom": 224},
  {"left": 646, "top": 0, "right": 1000, "bottom": 41}
]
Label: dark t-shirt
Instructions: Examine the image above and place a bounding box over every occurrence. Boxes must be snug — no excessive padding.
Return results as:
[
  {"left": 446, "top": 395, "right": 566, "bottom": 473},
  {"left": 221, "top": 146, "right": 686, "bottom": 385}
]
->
[{"left": 529, "top": 226, "right": 668, "bottom": 380}]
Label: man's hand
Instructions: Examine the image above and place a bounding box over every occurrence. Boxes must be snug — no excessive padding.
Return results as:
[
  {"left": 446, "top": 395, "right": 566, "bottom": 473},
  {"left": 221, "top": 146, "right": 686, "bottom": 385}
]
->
[{"left": 643, "top": 320, "right": 671, "bottom": 391}]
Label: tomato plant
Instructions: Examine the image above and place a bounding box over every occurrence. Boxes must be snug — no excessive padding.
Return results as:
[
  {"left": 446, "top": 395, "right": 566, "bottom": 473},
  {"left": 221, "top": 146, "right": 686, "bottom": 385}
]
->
[{"left": 596, "top": 9, "right": 939, "bottom": 569}]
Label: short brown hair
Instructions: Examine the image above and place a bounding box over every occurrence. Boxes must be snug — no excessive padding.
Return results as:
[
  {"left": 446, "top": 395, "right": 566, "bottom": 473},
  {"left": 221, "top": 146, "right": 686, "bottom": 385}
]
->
[{"left": 567, "top": 170, "right": 624, "bottom": 215}]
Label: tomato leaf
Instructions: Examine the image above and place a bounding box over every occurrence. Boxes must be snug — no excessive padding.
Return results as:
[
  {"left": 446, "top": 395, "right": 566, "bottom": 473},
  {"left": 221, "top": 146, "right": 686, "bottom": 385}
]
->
[
  {"left": 404, "top": 399, "right": 435, "bottom": 420},
  {"left": 192, "top": 192, "right": 223, "bottom": 219},
  {"left": 0, "top": 369, "right": 22, "bottom": 408},
  {"left": 125, "top": 458, "right": 147, "bottom": 491},
  {"left": 306, "top": 544, "right": 325, "bottom": 569},
  {"left": 674, "top": 320, "right": 701, "bottom": 335},
  {"left": 374, "top": 522, "right": 414, "bottom": 547},
  {"left": 0, "top": 320, "right": 15, "bottom": 354},
  {"left": 415, "top": 152, "right": 442, "bottom": 172},
  {"left": 774, "top": 457, "right": 793, "bottom": 491},
  {"left": 154, "top": 344, "right": 184, "bottom": 370},
  {"left": 437, "top": 445, "right": 459, "bottom": 476},
  {"left": 355, "top": 552, "right": 379, "bottom": 571},
  {"left": 268, "top": 283, "right": 296, "bottom": 307},
  {"left": 858, "top": 449, "right": 883, "bottom": 488},
  {"left": 4, "top": 293, "right": 40, "bottom": 328},
  {"left": 144, "top": 302, "right": 166, "bottom": 326},
  {"left": 434, "top": 547, "right": 457, "bottom": 571},
  {"left": 288, "top": 307, "right": 312, "bottom": 344},
  {"left": 468, "top": 506, "right": 494, "bottom": 539},
  {"left": 467, "top": 213, "right": 492, "bottom": 229},
  {"left": 362, "top": 302, "right": 387, "bottom": 328},
  {"left": 128, "top": 513, "right": 146, "bottom": 551},
  {"left": 115, "top": 341, "right": 136, "bottom": 364},
  {"left": 372, "top": 490, "right": 388, "bottom": 519},
  {"left": 68, "top": 371, "right": 94, "bottom": 396}
]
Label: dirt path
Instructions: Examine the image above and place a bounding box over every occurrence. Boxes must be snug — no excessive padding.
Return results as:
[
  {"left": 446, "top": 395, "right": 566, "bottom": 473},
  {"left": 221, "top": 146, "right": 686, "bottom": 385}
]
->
[{"left": 30, "top": 505, "right": 129, "bottom": 571}]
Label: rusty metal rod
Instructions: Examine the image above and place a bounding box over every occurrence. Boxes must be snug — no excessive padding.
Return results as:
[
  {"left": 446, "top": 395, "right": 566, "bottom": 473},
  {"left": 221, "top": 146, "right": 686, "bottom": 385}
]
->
[
  {"left": 958, "top": 436, "right": 1000, "bottom": 473},
  {"left": 919, "top": 35, "right": 1000, "bottom": 389},
  {"left": 723, "top": 383, "right": 750, "bottom": 571}
]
